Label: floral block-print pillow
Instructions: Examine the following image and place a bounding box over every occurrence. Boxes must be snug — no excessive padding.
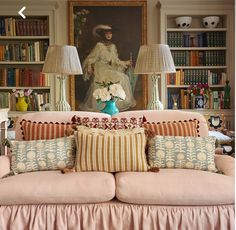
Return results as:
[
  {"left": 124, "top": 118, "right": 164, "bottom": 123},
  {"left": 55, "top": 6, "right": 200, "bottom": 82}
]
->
[
  {"left": 10, "top": 136, "right": 76, "bottom": 175},
  {"left": 148, "top": 135, "right": 217, "bottom": 172}
]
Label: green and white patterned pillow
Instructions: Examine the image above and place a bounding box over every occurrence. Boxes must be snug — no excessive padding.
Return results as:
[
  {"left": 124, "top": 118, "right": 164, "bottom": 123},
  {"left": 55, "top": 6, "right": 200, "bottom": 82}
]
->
[
  {"left": 10, "top": 136, "right": 76, "bottom": 175},
  {"left": 148, "top": 135, "right": 217, "bottom": 172}
]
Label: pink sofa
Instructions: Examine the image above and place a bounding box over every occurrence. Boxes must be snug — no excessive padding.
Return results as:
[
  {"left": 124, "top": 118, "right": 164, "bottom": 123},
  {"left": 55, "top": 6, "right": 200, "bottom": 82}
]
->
[{"left": 0, "top": 110, "right": 234, "bottom": 230}]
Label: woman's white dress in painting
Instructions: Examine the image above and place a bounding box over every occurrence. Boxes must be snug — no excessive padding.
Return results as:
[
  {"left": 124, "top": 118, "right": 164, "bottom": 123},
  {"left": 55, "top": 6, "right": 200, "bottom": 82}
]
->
[{"left": 79, "top": 42, "right": 136, "bottom": 111}]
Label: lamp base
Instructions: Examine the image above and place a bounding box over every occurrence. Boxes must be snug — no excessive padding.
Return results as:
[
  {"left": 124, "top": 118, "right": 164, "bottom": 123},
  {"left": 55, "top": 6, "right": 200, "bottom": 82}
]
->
[
  {"left": 147, "top": 74, "right": 164, "bottom": 110},
  {"left": 147, "top": 100, "right": 164, "bottom": 110},
  {"left": 56, "top": 75, "right": 71, "bottom": 111},
  {"left": 55, "top": 101, "right": 71, "bottom": 111}
]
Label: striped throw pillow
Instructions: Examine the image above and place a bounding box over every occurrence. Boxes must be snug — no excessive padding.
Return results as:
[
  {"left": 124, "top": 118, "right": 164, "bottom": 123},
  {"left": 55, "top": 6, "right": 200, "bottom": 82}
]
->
[
  {"left": 75, "top": 126, "right": 148, "bottom": 172},
  {"left": 143, "top": 119, "right": 199, "bottom": 137},
  {"left": 20, "top": 120, "right": 73, "bottom": 140}
]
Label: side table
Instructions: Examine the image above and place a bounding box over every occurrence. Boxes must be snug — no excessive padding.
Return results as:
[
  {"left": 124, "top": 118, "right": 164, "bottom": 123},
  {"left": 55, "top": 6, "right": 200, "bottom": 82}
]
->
[{"left": 0, "top": 108, "right": 9, "bottom": 156}]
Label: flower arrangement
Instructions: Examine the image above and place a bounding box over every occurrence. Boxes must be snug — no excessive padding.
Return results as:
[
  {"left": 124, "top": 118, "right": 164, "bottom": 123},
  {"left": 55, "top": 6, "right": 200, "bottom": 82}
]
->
[
  {"left": 12, "top": 89, "right": 33, "bottom": 98},
  {"left": 93, "top": 81, "right": 126, "bottom": 102},
  {"left": 187, "top": 83, "right": 210, "bottom": 98}
]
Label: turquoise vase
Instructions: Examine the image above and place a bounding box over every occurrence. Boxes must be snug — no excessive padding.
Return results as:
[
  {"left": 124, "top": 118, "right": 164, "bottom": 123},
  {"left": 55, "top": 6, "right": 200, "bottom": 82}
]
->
[{"left": 101, "top": 100, "right": 119, "bottom": 116}]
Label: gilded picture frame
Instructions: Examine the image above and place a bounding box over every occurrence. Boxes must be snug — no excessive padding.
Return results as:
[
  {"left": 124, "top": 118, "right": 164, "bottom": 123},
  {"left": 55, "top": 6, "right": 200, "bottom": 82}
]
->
[{"left": 68, "top": 0, "right": 147, "bottom": 111}]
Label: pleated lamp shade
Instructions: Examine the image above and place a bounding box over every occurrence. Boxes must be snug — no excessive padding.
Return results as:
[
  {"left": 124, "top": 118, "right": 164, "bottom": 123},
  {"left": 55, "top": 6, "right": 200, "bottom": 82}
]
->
[
  {"left": 42, "top": 45, "right": 83, "bottom": 75},
  {"left": 134, "top": 44, "right": 176, "bottom": 74}
]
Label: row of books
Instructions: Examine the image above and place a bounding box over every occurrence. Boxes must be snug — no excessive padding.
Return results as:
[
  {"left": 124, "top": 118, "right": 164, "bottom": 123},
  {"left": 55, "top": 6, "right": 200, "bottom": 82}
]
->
[
  {"left": 0, "top": 41, "right": 49, "bottom": 62},
  {"left": 171, "top": 50, "right": 225, "bottom": 66},
  {"left": 0, "top": 92, "right": 50, "bottom": 111},
  {"left": 0, "top": 68, "right": 50, "bottom": 87},
  {"left": 167, "top": 90, "right": 226, "bottom": 110},
  {"left": 166, "top": 69, "right": 226, "bottom": 85},
  {"left": 0, "top": 17, "right": 49, "bottom": 36},
  {"left": 167, "top": 32, "right": 226, "bottom": 47}
]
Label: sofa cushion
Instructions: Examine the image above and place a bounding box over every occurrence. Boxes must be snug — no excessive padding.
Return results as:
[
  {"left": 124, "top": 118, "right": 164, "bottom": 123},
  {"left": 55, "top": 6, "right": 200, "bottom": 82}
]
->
[
  {"left": 72, "top": 115, "right": 144, "bottom": 129},
  {"left": 148, "top": 135, "right": 217, "bottom": 172},
  {"left": 15, "top": 111, "right": 110, "bottom": 140},
  {"left": 75, "top": 126, "right": 148, "bottom": 172},
  {"left": 0, "top": 171, "right": 115, "bottom": 205},
  {"left": 114, "top": 110, "right": 209, "bottom": 137},
  {"left": 115, "top": 170, "right": 235, "bottom": 205},
  {"left": 10, "top": 136, "right": 76, "bottom": 175},
  {"left": 209, "top": 130, "right": 232, "bottom": 145},
  {"left": 20, "top": 119, "right": 73, "bottom": 140},
  {"left": 143, "top": 119, "right": 199, "bottom": 137}
]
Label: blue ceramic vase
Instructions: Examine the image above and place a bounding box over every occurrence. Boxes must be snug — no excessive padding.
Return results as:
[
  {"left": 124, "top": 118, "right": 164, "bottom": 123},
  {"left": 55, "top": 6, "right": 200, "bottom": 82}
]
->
[{"left": 101, "top": 100, "right": 119, "bottom": 116}]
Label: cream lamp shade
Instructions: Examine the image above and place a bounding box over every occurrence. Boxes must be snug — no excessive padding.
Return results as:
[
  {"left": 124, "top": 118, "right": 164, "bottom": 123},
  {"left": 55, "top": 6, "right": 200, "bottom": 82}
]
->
[
  {"left": 42, "top": 45, "right": 83, "bottom": 111},
  {"left": 134, "top": 44, "right": 176, "bottom": 110}
]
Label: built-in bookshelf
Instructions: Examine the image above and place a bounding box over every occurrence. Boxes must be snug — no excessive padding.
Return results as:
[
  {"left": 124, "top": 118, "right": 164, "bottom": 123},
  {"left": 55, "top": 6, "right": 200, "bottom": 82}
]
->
[
  {"left": 0, "top": 15, "right": 53, "bottom": 112},
  {"left": 158, "top": 0, "right": 235, "bottom": 129},
  {"left": 165, "top": 16, "right": 228, "bottom": 110}
]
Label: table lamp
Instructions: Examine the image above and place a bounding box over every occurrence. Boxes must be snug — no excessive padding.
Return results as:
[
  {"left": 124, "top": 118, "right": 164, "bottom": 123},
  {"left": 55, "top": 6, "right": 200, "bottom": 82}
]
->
[
  {"left": 134, "top": 44, "right": 176, "bottom": 110},
  {"left": 42, "top": 45, "right": 83, "bottom": 111}
]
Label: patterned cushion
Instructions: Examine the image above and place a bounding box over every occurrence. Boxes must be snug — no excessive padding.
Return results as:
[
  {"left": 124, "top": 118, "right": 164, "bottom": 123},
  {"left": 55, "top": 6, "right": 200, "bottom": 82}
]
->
[
  {"left": 148, "top": 135, "right": 217, "bottom": 172},
  {"left": 143, "top": 119, "right": 199, "bottom": 137},
  {"left": 75, "top": 126, "right": 148, "bottom": 172},
  {"left": 20, "top": 119, "right": 73, "bottom": 140},
  {"left": 71, "top": 115, "right": 144, "bottom": 130},
  {"left": 10, "top": 136, "right": 76, "bottom": 174}
]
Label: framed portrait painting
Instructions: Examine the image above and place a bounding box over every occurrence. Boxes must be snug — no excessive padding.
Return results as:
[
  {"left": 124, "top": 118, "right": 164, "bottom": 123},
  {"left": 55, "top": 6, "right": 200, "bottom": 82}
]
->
[{"left": 68, "top": 0, "right": 147, "bottom": 111}]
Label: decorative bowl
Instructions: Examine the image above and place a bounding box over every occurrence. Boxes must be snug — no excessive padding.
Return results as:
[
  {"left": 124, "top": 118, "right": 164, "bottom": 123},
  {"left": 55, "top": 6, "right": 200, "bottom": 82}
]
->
[
  {"left": 202, "top": 16, "right": 220, "bottom": 28},
  {"left": 175, "top": 16, "right": 192, "bottom": 28}
]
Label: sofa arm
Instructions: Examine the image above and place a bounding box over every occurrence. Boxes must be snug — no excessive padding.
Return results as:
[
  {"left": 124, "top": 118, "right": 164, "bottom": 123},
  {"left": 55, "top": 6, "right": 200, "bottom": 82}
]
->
[
  {"left": 0, "top": 156, "right": 10, "bottom": 178},
  {"left": 215, "top": 155, "right": 235, "bottom": 177}
]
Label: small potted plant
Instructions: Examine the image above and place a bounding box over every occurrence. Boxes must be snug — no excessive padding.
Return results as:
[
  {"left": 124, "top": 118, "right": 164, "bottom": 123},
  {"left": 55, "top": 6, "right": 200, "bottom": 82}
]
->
[
  {"left": 93, "top": 81, "right": 126, "bottom": 115},
  {"left": 187, "top": 83, "right": 210, "bottom": 109}
]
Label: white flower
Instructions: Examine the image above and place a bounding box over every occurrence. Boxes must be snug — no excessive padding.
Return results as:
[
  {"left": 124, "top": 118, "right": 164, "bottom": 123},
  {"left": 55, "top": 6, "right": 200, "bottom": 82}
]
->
[
  {"left": 93, "top": 82, "right": 126, "bottom": 102},
  {"left": 93, "top": 88, "right": 111, "bottom": 101},
  {"left": 109, "top": 84, "right": 126, "bottom": 100},
  {"left": 100, "top": 88, "right": 112, "bottom": 101},
  {"left": 12, "top": 89, "right": 33, "bottom": 98},
  {"left": 19, "top": 91, "right": 24, "bottom": 97}
]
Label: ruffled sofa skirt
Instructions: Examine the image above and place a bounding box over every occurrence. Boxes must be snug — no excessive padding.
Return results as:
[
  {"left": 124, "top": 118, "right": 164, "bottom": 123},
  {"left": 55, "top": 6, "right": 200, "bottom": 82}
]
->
[{"left": 0, "top": 201, "right": 234, "bottom": 230}]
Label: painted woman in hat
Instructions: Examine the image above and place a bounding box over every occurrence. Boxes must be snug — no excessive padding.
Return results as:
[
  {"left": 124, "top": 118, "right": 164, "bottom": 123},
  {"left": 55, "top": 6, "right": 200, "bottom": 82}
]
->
[{"left": 79, "top": 24, "right": 136, "bottom": 111}]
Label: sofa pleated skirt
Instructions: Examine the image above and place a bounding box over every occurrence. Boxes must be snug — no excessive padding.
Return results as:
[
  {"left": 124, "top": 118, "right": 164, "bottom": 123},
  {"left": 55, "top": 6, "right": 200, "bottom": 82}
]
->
[{"left": 0, "top": 201, "right": 234, "bottom": 230}]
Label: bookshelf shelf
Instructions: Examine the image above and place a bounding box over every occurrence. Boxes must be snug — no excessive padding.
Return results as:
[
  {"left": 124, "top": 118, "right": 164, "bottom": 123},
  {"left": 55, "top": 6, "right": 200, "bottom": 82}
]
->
[
  {"left": 170, "top": 47, "right": 227, "bottom": 51},
  {"left": 167, "top": 84, "right": 225, "bottom": 88},
  {"left": 0, "top": 61, "right": 44, "bottom": 65},
  {"left": 0, "top": 36, "right": 50, "bottom": 40},
  {"left": 175, "top": 66, "right": 227, "bottom": 69},
  {"left": 167, "top": 28, "right": 227, "bottom": 32},
  {"left": 158, "top": 0, "right": 235, "bottom": 129},
  {"left": 0, "top": 86, "right": 50, "bottom": 90}
]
